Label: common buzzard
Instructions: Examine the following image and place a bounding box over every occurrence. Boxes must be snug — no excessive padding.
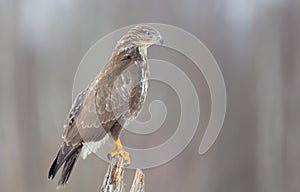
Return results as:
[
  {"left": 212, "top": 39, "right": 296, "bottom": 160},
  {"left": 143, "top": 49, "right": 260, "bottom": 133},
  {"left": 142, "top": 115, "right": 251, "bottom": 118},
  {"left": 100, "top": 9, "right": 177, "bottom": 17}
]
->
[{"left": 48, "top": 25, "right": 163, "bottom": 187}]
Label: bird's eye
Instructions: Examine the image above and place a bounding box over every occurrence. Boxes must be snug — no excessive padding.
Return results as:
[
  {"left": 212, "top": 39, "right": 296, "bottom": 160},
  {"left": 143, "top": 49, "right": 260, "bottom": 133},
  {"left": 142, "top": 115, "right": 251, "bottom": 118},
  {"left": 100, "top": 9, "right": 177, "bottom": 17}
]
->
[{"left": 146, "top": 31, "right": 154, "bottom": 38}]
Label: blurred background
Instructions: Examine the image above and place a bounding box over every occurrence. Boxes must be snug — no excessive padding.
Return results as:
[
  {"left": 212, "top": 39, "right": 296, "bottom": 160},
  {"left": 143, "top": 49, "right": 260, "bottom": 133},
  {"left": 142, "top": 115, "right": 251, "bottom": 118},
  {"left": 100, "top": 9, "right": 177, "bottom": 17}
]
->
[{"left": 1, "top": 0, "right": 300, "bottom": 192}]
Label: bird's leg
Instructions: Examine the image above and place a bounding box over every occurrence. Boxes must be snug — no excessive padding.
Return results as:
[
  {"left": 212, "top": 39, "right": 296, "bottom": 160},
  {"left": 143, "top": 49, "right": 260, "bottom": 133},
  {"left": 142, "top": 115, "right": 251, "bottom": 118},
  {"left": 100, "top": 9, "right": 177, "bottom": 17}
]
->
[{"left": 107, "top": 138, "right": 131, "bottom": 165}]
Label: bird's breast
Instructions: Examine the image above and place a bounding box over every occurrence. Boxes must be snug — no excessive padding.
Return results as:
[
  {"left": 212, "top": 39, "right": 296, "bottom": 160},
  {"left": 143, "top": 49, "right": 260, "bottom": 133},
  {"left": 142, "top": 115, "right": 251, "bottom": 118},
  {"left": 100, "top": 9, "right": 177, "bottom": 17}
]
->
[
  {"left": 130, "top": 59, "right": 149, "bottom": 117},
  {"left": 110, "top": 56, "right": 150, "bottom": 127}
]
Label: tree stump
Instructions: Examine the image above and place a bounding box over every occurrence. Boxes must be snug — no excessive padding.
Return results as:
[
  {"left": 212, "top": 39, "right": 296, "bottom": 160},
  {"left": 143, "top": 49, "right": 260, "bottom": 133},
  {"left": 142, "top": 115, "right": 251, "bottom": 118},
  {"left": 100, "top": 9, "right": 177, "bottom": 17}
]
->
[{"left": 101, "top": 155, "right": 145, "bottom": 192}]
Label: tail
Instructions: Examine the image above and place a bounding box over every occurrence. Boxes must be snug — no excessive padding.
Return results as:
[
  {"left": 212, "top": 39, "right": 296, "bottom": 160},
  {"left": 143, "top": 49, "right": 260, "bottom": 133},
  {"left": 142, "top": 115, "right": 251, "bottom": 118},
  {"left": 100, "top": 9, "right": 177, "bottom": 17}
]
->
[{"left": 48, "top": 143, "right": 82, "bottom": 187}]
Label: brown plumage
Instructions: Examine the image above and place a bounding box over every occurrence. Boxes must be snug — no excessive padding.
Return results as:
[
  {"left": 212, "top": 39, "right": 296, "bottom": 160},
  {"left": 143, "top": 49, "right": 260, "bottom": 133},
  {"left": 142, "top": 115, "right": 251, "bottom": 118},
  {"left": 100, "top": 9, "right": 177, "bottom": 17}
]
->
[{"left": 48, "top": 25, "right": 163, "bottom": 187}]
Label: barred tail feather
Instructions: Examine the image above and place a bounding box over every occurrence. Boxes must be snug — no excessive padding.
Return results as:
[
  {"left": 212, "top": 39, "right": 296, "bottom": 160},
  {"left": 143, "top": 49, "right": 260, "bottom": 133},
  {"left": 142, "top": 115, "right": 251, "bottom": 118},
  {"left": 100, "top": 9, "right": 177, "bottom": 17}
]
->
[
  {"left": 48, "top": 144, "right": 82, "bottom": 187},
  {"left": 57, "top": 146, "right": 81, "bottom": 187},
  {"left": 48, "top": 149, "right": 62, "bottom": 180}
]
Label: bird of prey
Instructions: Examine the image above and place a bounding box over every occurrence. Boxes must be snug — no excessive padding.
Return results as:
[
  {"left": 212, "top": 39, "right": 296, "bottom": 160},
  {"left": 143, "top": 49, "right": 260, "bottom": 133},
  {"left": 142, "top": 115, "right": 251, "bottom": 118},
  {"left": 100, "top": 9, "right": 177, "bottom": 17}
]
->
[{"left": 48, "top": 25, "right": 163, "bottom": 187}]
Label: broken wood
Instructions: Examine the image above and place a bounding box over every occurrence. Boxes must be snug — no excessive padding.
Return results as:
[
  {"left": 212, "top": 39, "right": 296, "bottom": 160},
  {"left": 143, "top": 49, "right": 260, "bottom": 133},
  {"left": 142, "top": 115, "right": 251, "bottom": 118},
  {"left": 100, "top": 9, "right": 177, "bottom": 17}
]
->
[{"left": 100, "top": 155, "right": 145, "bottom": 192}]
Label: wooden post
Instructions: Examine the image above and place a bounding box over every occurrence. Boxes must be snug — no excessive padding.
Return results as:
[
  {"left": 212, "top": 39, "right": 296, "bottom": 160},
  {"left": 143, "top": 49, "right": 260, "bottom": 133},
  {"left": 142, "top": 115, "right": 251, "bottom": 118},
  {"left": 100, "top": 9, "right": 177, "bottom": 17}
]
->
[{"left": 101, "top": 155, "right": 145, "bottom": 192}]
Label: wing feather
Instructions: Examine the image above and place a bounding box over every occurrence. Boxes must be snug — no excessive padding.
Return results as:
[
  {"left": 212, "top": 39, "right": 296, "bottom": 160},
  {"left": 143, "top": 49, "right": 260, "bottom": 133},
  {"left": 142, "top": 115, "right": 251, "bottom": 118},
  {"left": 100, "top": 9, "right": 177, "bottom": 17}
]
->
[{"left": 62, "top": 52, "right": 140, "bottom": 146}]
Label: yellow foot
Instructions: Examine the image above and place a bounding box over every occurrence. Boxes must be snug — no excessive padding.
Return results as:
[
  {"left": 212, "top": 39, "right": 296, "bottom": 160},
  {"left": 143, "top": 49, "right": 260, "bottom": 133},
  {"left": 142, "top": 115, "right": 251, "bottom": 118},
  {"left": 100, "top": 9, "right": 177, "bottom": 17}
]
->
[{"left": 107, "top": 138, "right": 131, "bottom": 165}]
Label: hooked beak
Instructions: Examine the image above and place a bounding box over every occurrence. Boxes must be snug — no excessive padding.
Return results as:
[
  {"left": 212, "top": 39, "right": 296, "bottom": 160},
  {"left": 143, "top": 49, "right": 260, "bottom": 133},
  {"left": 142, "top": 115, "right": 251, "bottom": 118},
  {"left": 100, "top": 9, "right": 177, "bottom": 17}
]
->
[{"left": 157, "top": 35, "right": 164, "bottom": 45}]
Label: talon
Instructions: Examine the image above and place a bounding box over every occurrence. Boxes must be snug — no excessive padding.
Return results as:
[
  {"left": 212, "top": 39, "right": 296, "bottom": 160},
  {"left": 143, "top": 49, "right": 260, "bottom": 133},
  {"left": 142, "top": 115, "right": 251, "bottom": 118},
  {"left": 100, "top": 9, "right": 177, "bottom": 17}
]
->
[
  {"left": 107, "top": 153, "right": 112, "bottom": 160},
  {"left": 120, "top": 150, "right": 131, "bottom": 165},
  {"left": 107, "top": 138, "right": 131, "bottom": 165}
]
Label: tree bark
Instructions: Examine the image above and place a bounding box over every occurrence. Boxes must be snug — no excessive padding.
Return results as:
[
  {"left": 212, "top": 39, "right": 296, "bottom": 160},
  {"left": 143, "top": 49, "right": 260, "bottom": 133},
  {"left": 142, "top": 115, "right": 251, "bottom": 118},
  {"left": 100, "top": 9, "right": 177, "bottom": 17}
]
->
[{"left": 101, "top": 155, "right": 145, "bottom": 192}]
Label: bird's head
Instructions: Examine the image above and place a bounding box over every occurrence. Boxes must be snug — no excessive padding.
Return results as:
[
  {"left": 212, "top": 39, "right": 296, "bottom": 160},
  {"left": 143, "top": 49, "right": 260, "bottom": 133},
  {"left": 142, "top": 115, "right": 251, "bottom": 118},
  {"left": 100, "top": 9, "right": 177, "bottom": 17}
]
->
[
  {"left": 115, "top": 25, "right": 163, "bottom": 54},
  {"left": 128, "top": 25, "right": 163, "bottom": 46}
]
